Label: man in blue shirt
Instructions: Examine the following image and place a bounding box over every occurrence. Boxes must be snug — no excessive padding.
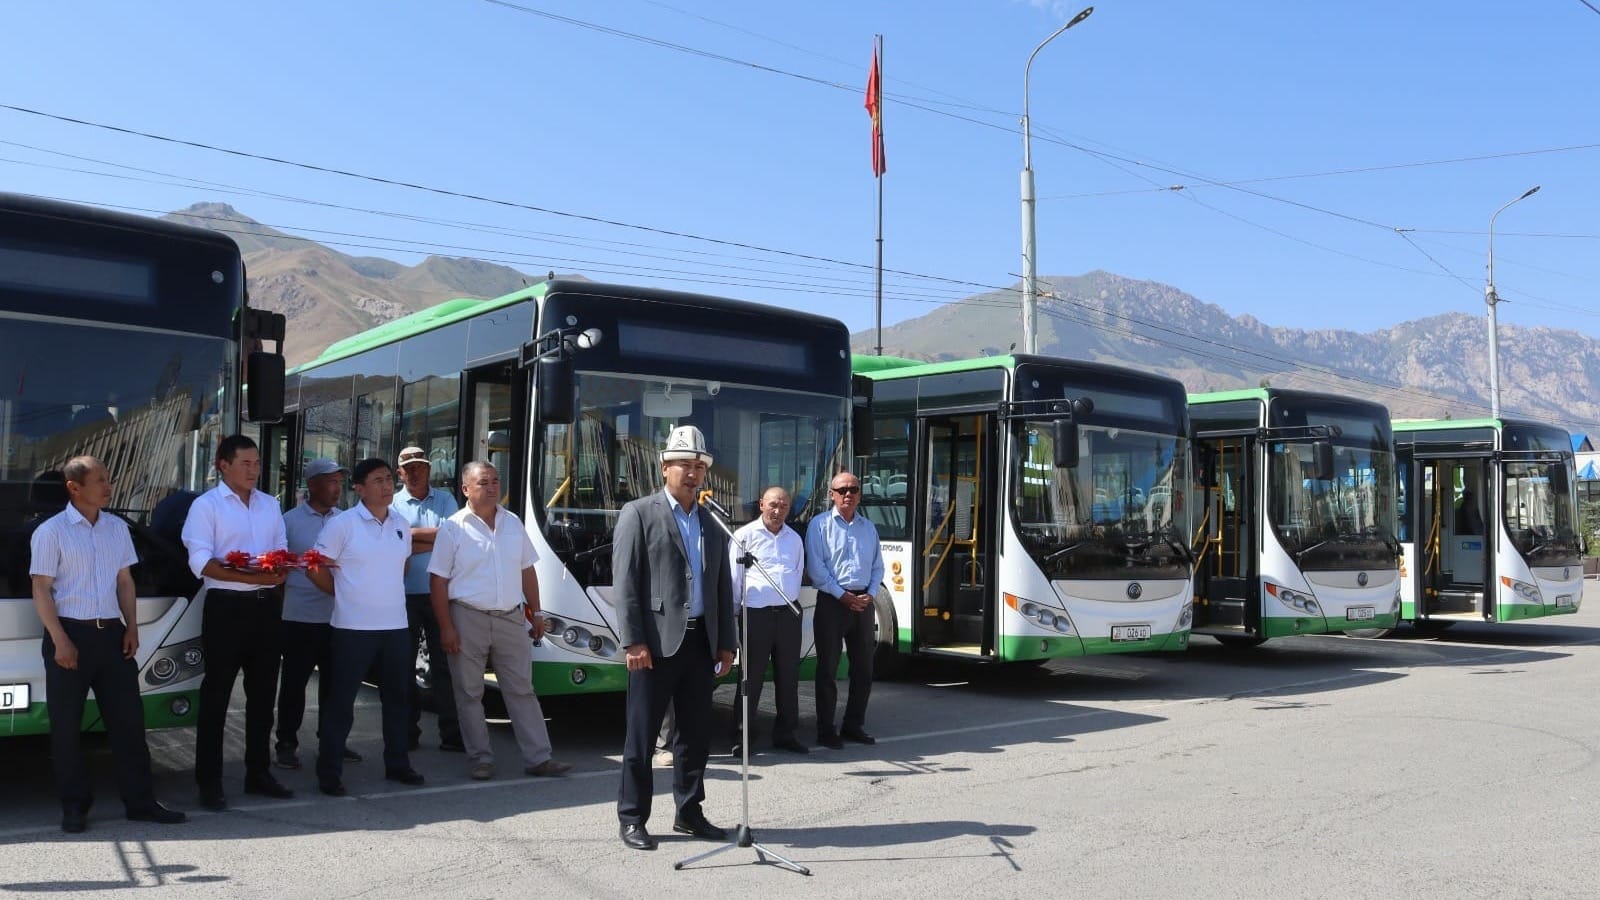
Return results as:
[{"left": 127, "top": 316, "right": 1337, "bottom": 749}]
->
[
  {"left": 806, "top": 471, "right": 885, "bottom": 749},
  {"left": 394, "top": 446, "right": 463, "bottom": 752}
]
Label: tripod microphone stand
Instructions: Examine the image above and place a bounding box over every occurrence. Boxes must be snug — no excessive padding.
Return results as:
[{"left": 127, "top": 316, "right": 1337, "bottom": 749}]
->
[{"left": 674, "top": 491, "right": 810, "bottom": 876}]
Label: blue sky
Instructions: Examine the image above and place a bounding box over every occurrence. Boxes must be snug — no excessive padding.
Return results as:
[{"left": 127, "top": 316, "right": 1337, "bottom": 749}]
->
[{"left": 4, "top": 1, "right": 1598, "bottom": 345}]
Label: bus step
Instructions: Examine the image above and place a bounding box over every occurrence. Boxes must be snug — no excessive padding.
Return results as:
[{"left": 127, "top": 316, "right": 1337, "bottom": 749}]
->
[
  {"left": 1430, "top": 590, "right": 1479, "bottom": 614},
  {"left": 920, "top": 644, "right": 987, "bottom": 660}
]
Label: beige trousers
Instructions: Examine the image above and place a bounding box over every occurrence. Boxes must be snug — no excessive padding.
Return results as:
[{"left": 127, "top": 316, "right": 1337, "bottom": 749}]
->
[{"left": 445, "top": 603, "right": 553, "bottom": 768}]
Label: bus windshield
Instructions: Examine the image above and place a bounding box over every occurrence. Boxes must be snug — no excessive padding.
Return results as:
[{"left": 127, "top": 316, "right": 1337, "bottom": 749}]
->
[
  {"left": 537, "top": 373, "right": 848, "bottom": 584},
  {"left": 1266, "top": 440, "right": 1397, "bottom": 569},
  {"left": 1013, "top": 423, "right": 1191, "bottom": 579},
  {"left": 1502, "top": 459, "right": 1581, "bottom": 566},
  {"left": 0, "top": 317, "right": 234, "bottom": 599}
]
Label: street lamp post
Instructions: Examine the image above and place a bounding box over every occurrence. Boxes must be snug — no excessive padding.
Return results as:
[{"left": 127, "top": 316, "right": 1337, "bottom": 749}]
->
[
  {"left": 1485, "top": 185, "right": 1539, "bottom": 420},
  {"left": 1020, "top": 5, "right": 1093, "bottom": 356}
]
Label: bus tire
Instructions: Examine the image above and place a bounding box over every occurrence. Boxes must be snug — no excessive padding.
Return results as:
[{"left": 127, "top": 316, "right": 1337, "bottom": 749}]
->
[
  {"left": 1344, "top": 627, "right": 1396, "bottom": 639},
  {"left": 872, "top": 592, "right": 907, "bottom": 680},
  {"left": 1215, "top": 635, "right": 1266, "bottom": 650}
]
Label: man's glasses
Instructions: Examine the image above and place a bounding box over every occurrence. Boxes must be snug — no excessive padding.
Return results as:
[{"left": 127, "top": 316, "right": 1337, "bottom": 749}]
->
[{"left": 832, "top": 485, "right": 860, "bottom": 495}]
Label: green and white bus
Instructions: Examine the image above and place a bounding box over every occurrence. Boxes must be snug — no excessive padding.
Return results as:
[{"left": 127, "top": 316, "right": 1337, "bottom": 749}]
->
[
  {"left": 267, "top": 279, "right": 852, "bottom": 696},
  {"left": 1188, "top": 389, "right": 1401, "bottom": 646},
  {"left": 1374, "top": 418, "right": 1583, "bottom": 633},
  {"left": 854, "top": 354, "right": 1193, "bottom": 669},
  {"left": 0, "top": 192, "right": 285, "bottom": 736}
]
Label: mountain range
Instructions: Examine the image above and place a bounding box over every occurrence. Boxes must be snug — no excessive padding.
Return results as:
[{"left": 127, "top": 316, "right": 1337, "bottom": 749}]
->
[{"left": 164, "top": 204, "right": 1599, "bottom": 431}]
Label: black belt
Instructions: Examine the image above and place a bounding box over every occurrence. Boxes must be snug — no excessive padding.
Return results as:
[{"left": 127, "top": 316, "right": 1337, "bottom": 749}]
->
[
  {"left": 59, "top": 616, "right": 121, "bottom": 629},
  {"left": 210, "top": 587, "right": 280, "bottom": 600},
  {"left": 683, "top": 616, "right": 706, "bottom": 630}
]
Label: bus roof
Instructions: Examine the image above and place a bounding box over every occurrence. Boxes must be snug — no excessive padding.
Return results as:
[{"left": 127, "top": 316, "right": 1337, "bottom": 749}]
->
[
  {"left": 298, "top": 283, "right": 549, "bottom": 372},
  {"left": 1189, "top": 386, "right": 1388, "bottom": 413},
  {"left": 849, "top": 353, "right": 924, "bottom": 374},
  {"left": 0, "top": 192, "right": 240, "bottom": 253},
  {"left": 1393, "top": 417, "right": 1563, "bottom": 433}
]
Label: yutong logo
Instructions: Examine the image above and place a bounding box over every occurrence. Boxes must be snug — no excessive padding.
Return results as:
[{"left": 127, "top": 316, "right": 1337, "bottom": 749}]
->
[
  {"left": 1562, "top": 567, "right": 1571, "bottom": 581},
  {"left": 1357, "top": 572, "right": 1368, "bottom": 587},
  {"left": 1126, "top": 583, "right": 1142, "bottom": 600}
]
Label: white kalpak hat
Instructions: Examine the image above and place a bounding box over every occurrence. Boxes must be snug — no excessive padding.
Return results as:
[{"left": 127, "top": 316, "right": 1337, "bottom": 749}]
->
[{"left": 660, "top": 425, "right": 713, "bottom": 466}]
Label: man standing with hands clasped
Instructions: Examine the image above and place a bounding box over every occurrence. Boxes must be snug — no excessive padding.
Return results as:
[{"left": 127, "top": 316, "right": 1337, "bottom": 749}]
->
[
  {"left": 730, "top": 486, "right": 808, "bottom": 755},
  {"left": 429, "top": 461, "right": 572, "bottom": 782},
  {"left": 806, "top": 471, "right": 884, "bottom": 749},
  {"left": 614, "top": 425, "right": 736, "bottom": 851},
  {"left": 32, "top": 456, "right": 186, "bottom": 832}
]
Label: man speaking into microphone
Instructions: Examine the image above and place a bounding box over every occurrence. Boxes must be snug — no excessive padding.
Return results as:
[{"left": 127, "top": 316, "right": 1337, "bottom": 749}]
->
[{"left": 613, "top": 425, "right": 737, "bottom": 851}]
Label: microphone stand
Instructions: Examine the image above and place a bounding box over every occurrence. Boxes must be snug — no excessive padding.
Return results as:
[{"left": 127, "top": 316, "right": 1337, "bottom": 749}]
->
[{"left": 674, "top": 492, "right": 810, "bottom": 876}]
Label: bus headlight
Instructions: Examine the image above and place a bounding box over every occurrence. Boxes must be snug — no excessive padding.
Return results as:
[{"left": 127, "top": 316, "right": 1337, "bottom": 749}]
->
[
  {"left": 1267, "top": 583, "right": 1320, "bottom": 616},
  {"left": 1500, "top": 577, "right": 1542, "bottom": 604},
  {"left": 142, "top": 638, "right": 204, "bottom": 690},
  {"left": 150, "top": 657, "right": 177, "bottom": 682},
  {"left": 1176, "top": 601, "right": 1194, "bottom": 631},
  {"left": 182, "top": 647, "right": 204, "bottom": 668}
]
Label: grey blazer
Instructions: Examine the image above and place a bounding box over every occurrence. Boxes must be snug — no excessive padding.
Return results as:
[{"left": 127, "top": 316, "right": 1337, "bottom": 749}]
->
[{"left": 613, "top": 491, "right": 736, "bottom": 659}]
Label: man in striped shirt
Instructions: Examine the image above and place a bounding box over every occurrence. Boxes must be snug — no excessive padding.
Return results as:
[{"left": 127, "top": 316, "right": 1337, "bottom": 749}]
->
[{"left": 30, "top": 456, "right": 186, "bottom": 833}]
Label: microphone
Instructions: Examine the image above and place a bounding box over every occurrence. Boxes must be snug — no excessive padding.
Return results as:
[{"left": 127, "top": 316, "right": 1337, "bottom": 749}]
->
[{"left": 697, "top": 489, "right": 731, "bottom": 517}]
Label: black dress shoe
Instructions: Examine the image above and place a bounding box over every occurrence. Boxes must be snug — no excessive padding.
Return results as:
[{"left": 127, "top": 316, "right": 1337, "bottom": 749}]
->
[
  {"left": 620, "top": 823, "right": 657, "bottom": 851},
  {"left": 385, "top": 768, "right": 426, "bottom": 786},
  {"left": 198, "top": 789, "right": 227, "bottom": 812},
  {"left": 320, "top": 782, "right": 348, "bottom": 797},
  {"left": 244, "top": 776, "right": 295, "bottom": 799},
  {"left": 841, "top": 727, "right": 876, "bottom": 745},
  {"left": 817, "top": 732, "right": 843, "bottom": 750},
  {"left": 342, "top": 747, "right": 364, "bottom": 763},
  {"left": 773, "top": 738, "right": 810, "bottom": 755},
  {"left": 439, "top": 739, "right": 466, "bottom": 753},
  {"left": 673, "top": 813, "right": 728, "bottom": 841},
  {"left": 126, "top": 802, "right": 187, "bottom": 825},
  {"left": 61, "top": 808, "right": 88, "bottom": 834}
]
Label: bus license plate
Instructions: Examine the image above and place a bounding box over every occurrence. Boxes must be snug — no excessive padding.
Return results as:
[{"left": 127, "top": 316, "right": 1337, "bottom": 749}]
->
[
  {"left": 1111, "top": 625, "right": 1150, "bottom": 642},
  {"left": 1345, "top": 607, "right": 1375, "bottom": 621},
  {"left": 1, "top": 684, "right": 28, "bottom": 711},
  {"left": 1556, "top": 594, "right": 1574, "bottom": 608}
]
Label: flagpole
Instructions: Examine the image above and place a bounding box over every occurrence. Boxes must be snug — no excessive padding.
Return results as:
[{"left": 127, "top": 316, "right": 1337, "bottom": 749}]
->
[{"left": 874, "top": 34, "right": 884, "bottom": 356}]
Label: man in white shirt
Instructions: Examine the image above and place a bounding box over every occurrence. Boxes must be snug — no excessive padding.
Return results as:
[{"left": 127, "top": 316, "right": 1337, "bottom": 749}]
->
[
  {"left": 308, "top": 458, "right": 424, "bottom": 795},
  {"left": 731, "top": 487, "right": 808, "bottom": 755},
  {"left": 31, "top": 456, "right": 186, "bottom": 832},
  {"left": 430, "top": 461, "right": 572, "bottom": 781},
  {"left": 180, "top": 434, "right": 292, "bottom": 811}
]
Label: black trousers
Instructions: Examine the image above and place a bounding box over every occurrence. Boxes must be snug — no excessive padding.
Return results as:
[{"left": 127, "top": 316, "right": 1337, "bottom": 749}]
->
[
  {"left": 814, "top": 592, "right": 874, "bottom": 736},
  {"left": 195, "top": 589, "right": 282, "bottom": 790},
  {"left": 618, "top": 625, "right": 713, "bottom": 826},
  {"left": 406, "top": 593, "right": 460, "bottom": 746},
  {"left": 275, "top": 620, "right": 333, "bottom": 750},
  {"left": 736, "top": 606, "right": 802, "bottom": 744},
  {"left": 44, "top": 619, "right": 157, "bottom": 813},
  {"left": 318, "top": 627, "right": 411, "bottom": 785}
]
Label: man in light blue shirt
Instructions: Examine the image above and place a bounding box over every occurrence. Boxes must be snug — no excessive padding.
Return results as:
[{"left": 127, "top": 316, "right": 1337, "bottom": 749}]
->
[
  {"left": 805, "top": 470, "right": 884, "bottom": 749},
  {"left": 394, "top": 445, "right": 462, "bottom": 752}
]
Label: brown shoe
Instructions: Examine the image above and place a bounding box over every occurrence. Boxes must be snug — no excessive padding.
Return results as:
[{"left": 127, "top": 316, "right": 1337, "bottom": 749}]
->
[{"left": 525, "top": 759, "right": 574, "bottom": 777}]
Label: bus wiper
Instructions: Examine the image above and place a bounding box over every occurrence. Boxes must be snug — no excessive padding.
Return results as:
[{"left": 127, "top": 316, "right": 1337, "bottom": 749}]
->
[
  {"left": 1042, "top": 541, "right": 1089, "bottom": 565},
  {"left": 573, "top": 542, "right": 612, "bottom": 562}
]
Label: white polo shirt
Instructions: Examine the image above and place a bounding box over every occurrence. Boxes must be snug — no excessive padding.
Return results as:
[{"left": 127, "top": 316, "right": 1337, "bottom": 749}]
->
[
  {"left": 314, "top": 502, "right": 412, "bottom": 630},
  {"left": 427, "top": 506, "right": 539, "bottom": 612},
  {"left": 731, "top": 518, "right": 803, "bottom": 610},
  {"left": 181, "top": 483, "right": 288, "bottom": 594},
  {"left": 29, "top": 503, "right": 139, "bottom": 620}
]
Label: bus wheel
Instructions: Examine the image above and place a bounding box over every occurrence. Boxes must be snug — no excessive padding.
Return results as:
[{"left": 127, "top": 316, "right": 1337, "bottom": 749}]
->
[
  {"left": 1215, "top": 635, "right": 1266, "bottom": 650},
  {"left": 1344, "top": 627, "right": 1395, "bottom": 639},
  {"left": 872, "top": 593, "right": 907, "bottom": 680}
]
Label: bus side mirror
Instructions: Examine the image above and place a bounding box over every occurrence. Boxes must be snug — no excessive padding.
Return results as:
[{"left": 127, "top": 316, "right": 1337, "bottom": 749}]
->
[
  {"left": 852, "top": 407, "right": 874, "bottom": 458},
  {"left": 1312, "top": 439, "right": 1335, "bottom": 481},
  {"left": 537, "top": 356, "right": 578, "bottom": 425},
  {"left": 1053, "top": 419, "right": 1079, "bottom": 468},
  {"left": 244, "top": 352, "right": 285, "bottom": 423},
  {"left": 1552, "top": 463, "right": 1570, "bottom": 496}
]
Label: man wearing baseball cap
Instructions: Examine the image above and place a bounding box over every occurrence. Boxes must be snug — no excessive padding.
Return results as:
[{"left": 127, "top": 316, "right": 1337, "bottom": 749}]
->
[
  {"left": 274, "top": 459, "right": 361, "bottom": 771},
  {"left": 614, "top": 425, "right": 737, "bottom": 851},
  {"left": 393, "top": 446, "right": 463, "bottom": 752}
]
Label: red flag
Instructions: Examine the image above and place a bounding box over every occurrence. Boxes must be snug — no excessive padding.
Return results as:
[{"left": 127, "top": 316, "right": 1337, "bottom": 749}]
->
[{"left": 865, "top": 48, "right": 886, "bottom": 177}]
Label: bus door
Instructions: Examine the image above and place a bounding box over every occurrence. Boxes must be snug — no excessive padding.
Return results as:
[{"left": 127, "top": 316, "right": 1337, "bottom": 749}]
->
[
  {"left": 917, "top": 414, "right": 993, "bottom": 655},
  {"left": 260, "top": 413, "right": 302, "bottom": 512},
  {"left": 1191, "top": 432, "right": 1261, "bottom": 636},
  {"left": 460, "top": 361, "right": 520, "bottom": 508},
  {"left": 1415, "top": 455, "right": 1490, "bottom": 618}
]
